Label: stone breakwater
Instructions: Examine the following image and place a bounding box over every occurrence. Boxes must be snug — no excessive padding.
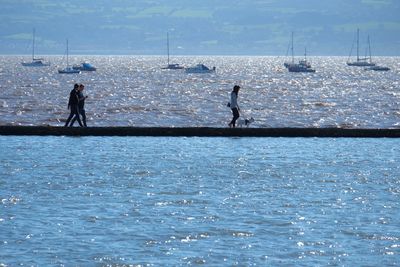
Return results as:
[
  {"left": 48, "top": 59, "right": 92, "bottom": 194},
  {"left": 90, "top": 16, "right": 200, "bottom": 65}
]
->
[{"left": 0, "top": 126, "right": 400, "bottom": 138}]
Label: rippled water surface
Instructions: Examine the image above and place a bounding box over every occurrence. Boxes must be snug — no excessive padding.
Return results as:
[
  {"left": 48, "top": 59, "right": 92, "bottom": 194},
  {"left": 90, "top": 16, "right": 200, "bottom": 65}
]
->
[
  {"left": 1, "top": 136, "right": 399, "bottom": 266},
  {"left": 0, "top": 55, "right": 399, "bottom": 128}
]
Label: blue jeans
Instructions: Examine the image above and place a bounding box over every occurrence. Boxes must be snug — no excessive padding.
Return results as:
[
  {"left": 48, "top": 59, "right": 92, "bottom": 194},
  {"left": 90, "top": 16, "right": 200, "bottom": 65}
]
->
[
  {"left": 65, "top": 105, "right": 83, "bottom": 127},
  {"left": 70, "top": 108, "right": 86, "bottom": 127}
]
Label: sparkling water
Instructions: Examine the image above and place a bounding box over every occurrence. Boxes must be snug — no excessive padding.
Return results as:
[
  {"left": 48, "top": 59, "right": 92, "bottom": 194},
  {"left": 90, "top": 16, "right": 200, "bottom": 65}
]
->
[
  {"left": 1, "top": 136, "right": 399, "bottom": 266},
  {"left": 0, "top": 55, "right": 399, "bottom": 128}
]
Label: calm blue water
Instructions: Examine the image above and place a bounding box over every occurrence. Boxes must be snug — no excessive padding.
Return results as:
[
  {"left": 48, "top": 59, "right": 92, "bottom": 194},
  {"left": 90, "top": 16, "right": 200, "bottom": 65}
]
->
[{"left": 1, "top": 136, "right": 399, "bottom": 266}]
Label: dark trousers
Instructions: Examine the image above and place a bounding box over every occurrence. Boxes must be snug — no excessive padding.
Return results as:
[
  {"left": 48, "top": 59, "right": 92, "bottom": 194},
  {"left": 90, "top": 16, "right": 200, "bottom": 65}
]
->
[
  {"left": 230, "top": 108, "right": 240, "bottom": 127},
  {"left": 70, "top": 108, "right": 86, "bottom": 127},
  {"left": 65, "top": 105, "right": 83, "bottom": 127}
]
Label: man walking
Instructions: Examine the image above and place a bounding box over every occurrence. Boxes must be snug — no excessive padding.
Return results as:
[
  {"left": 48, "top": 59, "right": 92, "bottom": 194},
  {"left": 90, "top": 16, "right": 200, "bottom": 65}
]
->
[
  {"left": 64, "top": 84, "right": 83, "bottom": 127},
  {"left": 70, "top": 84, "right": 88, "bottom": 127}
]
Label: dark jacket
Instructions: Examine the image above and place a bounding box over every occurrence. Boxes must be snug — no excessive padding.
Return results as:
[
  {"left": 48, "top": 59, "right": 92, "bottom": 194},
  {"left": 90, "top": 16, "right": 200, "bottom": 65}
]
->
[{"left": 67, "top": 89, "right": 79, "bottom": 109}]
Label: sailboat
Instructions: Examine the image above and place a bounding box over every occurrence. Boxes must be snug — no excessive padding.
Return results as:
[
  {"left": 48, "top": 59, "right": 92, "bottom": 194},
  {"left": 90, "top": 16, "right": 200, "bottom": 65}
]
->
[
  {"left": 162, "top": 32, "right": 184, "bottom": 70},
  {"left": 21, "top": 28, "right": 50, "bottom": 67},
  {"left": 185, "top": 64, "right": 216, "bottom": 73},
  {"left": 284, "top": 32, "right": 315, "bottom": 73},
  {"left": 366, "top": 65, "right": 390, "bottom": 71},
  {"left": 347, "top": 29, "right": 375, "bottom": 67},
  {"left": 58, "top": 39, "right": 80, "bottom": 74}
]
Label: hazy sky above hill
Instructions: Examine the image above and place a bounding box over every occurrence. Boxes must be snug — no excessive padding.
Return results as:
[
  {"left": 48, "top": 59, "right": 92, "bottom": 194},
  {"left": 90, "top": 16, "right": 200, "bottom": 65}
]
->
[{"left": 0, "top": 0, "right": 399, "bottom": 55}]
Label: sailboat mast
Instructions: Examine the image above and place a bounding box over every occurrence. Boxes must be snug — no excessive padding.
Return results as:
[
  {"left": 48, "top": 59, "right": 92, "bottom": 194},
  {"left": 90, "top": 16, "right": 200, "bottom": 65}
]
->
[
  {"left": 32, "top": 28, "right": 35, "bottom": 60},
  {"left": 291, "top": 31, "right": 294, "bottom": 63},
  {"left": 66, "top": 39, "right": 69, "bottom": 68},
  {"left": 167, "top": 32, "right": 170, "bottom": 65},
  {"left": 367, "top": 35, "right": 372, "bottom": 63},
  {"left": 356, "top": 28, "right": 360, "bottom": 62}
]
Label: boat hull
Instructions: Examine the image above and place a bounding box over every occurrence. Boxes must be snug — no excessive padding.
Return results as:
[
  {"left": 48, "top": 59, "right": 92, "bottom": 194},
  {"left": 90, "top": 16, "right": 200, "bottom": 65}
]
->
[
  {"left": 73, "top": 63, "right": 97, "bottom": 71},
  {"left": 185, "top": 69, "right": 215, "bottom": 74},
  {"left": 58, "top": 68, "right": 80, "bottom": 74},
  {"left": 185, "top": 64, "right": 216, "bottom": 74},
  {"left": 286, "top": 61, "right": 315, "bottom": 73},
  {"left": 22, "top": 61, "right": 50, "bottom": 67},
  {"left": 162, "top": 64, "right": 184, "bottom": 70},
  {"left": 366, "top": 66, "right": 390, "bottom": 71},
  {"left": 288, "top": 66, "right": 316, "bottom": 73},
  {"left": 347, "top": 62, "right": 376, "bottom": 67}
]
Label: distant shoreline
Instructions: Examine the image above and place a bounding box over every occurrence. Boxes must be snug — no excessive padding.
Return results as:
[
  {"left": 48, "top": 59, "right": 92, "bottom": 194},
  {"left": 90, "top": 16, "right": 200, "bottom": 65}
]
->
[
  {"left": 2, "top": 54, "right": 400, "bottom": 57},
  {"left": 1, "top": 126, "right": 399, "bottom": 138}
]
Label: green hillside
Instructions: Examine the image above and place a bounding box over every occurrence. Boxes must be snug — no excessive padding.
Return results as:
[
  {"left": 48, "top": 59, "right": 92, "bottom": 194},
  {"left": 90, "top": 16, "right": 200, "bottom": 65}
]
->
[{"left": 0, "top": 0, "right": 399, "bottom": 55}]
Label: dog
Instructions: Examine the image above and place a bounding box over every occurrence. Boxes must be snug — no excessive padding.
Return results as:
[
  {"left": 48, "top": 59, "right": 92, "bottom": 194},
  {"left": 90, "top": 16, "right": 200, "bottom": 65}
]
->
[{"left": 237, "top": 117, "right": 255, "bottom": 127}]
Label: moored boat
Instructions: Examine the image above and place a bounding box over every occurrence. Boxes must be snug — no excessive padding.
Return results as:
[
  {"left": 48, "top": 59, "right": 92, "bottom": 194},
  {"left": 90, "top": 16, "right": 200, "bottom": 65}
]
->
[
  {"left": 347, "top": 29, "right": 376, "bottom": 67},
  {"left": 22, "top": 59, "right": 50, "bottom": 67},
  {"left": 58, "top": 39, "right": 80, "bottom": 74},
  {"left": 365, "top": 65, "right": 390, "bottom": 71},
  {"left": 73, "top": 62, "right": 97, "bottom": 71},
  {"left": 21, "top": 29, "right": 50, "bottom": 67},
  {"left": 162, "top": 63, "right": 184, "bottom": 70},
  {"left": 185, "top": 64, "right": 216, "bottom": 74},
  {"left": 58, "top": 67, "right": 80, "bottom": 74},
  {"left": 162, "top": 32, "right": 184, "bottom": 70},
  {"left": 284, "top": 32, "right": 315, "bottom": 73},
  {"left": 286, "top": 59, "right": 315, "bottom": 73}
]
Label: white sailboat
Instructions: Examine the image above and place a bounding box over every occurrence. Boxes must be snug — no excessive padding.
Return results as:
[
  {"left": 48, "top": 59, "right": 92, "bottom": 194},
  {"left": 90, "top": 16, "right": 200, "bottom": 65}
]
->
[
  {"left": 347, "top": 29, "right": 375, "bottom": 67},
  {"left": 162, "top": 32, "right": 184, "bottom": 70},
  {"left": 21, "top": 28, "right": 50, "bottom": 67},
  {"left": 58, "top": 39, "right": 80, "bottom": 74}
]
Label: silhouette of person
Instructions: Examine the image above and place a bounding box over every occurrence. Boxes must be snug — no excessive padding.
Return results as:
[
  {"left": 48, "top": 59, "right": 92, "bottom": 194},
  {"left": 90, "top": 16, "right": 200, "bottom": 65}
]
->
[
  {"left": 70, "top": 84, "right": 88, "bottom": 127},
  {"left": 228, "top": 85, "right": 240, "bottom": 128},
  {"left": 64, "top": 84, "right": 83, "bottom": 127}
]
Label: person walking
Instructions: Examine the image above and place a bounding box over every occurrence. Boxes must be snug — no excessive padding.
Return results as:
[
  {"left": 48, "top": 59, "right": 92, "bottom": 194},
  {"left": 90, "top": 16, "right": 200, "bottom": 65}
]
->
[
  {"left": 228, "top": 85, "right": 240, "bottom": 128},
  {"left": 70, "top": 84, "right": 88, "bottom": 127},
  {"left": 64, "top": 84, "right": 83, "bottom": 127}
]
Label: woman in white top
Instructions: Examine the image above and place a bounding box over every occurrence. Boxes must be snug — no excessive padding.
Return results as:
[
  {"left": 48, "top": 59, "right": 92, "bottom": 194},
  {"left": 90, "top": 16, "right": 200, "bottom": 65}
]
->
[{"left": 228, "top": 85, "right": 240, "bottom": 128}]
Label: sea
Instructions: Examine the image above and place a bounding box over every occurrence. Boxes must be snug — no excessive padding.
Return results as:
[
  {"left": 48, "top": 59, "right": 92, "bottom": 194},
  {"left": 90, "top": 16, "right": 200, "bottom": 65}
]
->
[
  {"left": 0, "top": 55, "right": 399, "bottom": 128},
  {"left": 0, "top": 56, "right": 400, "bottom": 266}
]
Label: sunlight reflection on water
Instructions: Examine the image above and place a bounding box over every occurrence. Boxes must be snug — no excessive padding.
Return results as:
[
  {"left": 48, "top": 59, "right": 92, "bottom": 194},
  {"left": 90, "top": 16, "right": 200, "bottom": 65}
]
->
[
  {"left": 0, "top": 136, "right": 399, "bottom": 266},
  {"left": 0, "top": 55, "right": 399, "bottom": 128}
]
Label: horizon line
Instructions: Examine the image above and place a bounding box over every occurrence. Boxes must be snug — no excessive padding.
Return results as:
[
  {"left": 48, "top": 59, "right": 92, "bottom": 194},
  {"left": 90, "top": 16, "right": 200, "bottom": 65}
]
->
[{"left": 2, "top": 53, "right": 400, "bottom": 57}]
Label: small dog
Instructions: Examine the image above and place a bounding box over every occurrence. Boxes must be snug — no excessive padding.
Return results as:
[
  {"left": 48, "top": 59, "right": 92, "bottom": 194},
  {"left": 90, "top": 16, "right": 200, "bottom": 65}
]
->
[{"left": 237, "top": 117, "right": 255, "bottom": 127}]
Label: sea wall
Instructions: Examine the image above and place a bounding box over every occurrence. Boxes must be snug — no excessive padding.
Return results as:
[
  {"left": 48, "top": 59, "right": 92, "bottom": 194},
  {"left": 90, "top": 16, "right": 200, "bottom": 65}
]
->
[{"left": 0, "top": 126, "right": 399, "bottom": 138}]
